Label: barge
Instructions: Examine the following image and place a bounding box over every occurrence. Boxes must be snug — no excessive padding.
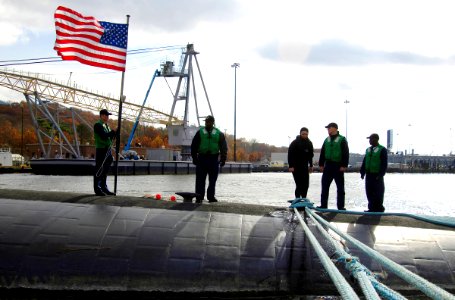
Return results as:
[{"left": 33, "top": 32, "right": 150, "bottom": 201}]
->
[{"left": 29, "top": 159, "right": 252, "bottom": 175}]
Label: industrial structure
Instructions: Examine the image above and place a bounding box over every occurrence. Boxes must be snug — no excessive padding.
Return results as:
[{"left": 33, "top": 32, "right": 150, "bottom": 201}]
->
[
  {"left": 0, "top": 44, "right": 212, "bottom": 160},
  {"left": 164, "top": 44, "right": 214, "bottom": 159}
]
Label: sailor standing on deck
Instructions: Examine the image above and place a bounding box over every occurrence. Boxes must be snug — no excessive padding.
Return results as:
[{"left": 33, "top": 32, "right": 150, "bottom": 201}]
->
[
  {"left": 93, "top": 109, "right": 117, "bottom": 196},
  {"left": 288, "top": 127, "right": 314, "bottom": 198},
  {"left": 191, "top": 115, "right": 227, "bottom": 203},
  {"left": 360, "top": 133, "right": 388, "bottom": 212},
  {"left": 318, "top": 122, "right": 349, "bottom": 210}
]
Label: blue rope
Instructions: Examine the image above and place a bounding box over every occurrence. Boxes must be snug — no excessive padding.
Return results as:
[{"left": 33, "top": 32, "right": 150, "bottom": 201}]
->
[
  {"left": 372, "top": 281, "right": 408, "bottom": 300},
  {"left": 288, "top": 197, "right": 314, "bottom": 209},
  {"left": 339, "top": 256, "right": 407, "bottom": 300},
  {"left": 288, "top": 198, "right": 455, "bottom": 228}
]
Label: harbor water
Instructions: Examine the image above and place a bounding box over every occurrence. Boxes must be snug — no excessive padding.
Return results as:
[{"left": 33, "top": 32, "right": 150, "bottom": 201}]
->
[{"left": 1, "top": 172, "right": 454, "bottom": 217}]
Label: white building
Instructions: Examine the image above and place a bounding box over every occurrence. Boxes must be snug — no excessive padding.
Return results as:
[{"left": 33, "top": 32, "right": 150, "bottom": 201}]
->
[
  {"left": 271, "top": 149, "right": 321, "bottom": 167},
  {"left": 0, "top": 148, "right": 13, "bottom": 167},
  {"left": 270, "top": 152, "right": 288, "bottom": 167}
]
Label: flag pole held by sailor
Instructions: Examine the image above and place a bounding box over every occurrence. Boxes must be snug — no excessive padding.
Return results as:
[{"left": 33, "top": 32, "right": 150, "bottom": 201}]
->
[{"left": 53, "top": 6, "right": 130, "bottom": 195}]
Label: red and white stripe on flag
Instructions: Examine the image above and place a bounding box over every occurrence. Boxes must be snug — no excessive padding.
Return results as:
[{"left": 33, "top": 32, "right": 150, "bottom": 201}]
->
[{"left": 53, "top": 6, "right": 127, "bottom": 72}]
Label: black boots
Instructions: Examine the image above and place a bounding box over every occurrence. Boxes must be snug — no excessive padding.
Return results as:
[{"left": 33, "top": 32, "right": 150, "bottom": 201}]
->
[
  {"left": 94, "top": 178, "right": 115, "bottom": 196},
  {"left": 102, "top": 186, "right": 116, "bottom": 196},
  {"left": 95, "top": 188, "right": 106, "bottom": 196}
]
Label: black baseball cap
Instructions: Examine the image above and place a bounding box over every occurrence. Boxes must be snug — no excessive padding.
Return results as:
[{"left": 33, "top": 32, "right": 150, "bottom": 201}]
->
[
  {"left": 325, "top": 122, "right": 338, "bottom": 129},
  {"left": 205, "top": 115, "right": 215, "bottom": 122},
  {"left": 367, "top": 133, "right": 379, "bottom": 139},
  {"left": 100, "top": 109, "right": 112, "bottom": 116}
]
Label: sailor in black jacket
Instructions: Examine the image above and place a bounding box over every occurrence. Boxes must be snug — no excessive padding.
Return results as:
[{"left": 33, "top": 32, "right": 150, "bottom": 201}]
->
[{"left": 288, "top": 127, "right": 314, "bottom": 198}]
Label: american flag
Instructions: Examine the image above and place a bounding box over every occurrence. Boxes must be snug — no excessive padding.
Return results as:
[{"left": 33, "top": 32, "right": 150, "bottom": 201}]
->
[{"left": 54, "top": 6, "right": 128, "bottom": 72}]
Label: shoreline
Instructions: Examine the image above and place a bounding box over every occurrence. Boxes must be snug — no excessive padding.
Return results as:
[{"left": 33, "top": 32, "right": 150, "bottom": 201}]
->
[{"left": 2, "top": 166, "right": 455, "bottom": 174}]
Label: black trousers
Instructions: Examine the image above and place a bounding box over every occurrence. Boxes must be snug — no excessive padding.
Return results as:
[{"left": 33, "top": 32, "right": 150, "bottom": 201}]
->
[
  {"left": 93, "top": 147, "right": 113, "bottom": 193},
  {"left": 320, "top": 162, "right": 345, "bottom": 209},
  {"left": 195, "top": 154, "right": 219, "bottom": 200},
  {"left": 365, "top": 173, "right": 385, "bottom": 212},
  {"left": 291, "top": 168, "right": 309, "bottom": 198}
]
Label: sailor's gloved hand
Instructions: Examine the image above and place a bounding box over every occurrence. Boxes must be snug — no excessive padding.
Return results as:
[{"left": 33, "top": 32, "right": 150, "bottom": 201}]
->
[
  {"left": 192, "top": 158, "right": 198, "bottom": 165},
  {"left": 220, "top": 161, "right": 225, "bottom": 167},
  {"left": 361, "top": 174, "right": 365, "bottom": 180}
]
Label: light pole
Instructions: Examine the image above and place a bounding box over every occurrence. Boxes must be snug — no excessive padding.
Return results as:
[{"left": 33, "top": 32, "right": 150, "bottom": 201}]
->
[
  {"left": 450, "top": 128, "right": 453, "bottom": 155},
  {"left": 20, "top": 103, "right": 24, "bottom": 159},
  {"left": 408, "top": 123, "right": 412, "bottom": 155},
  {"left": 231, "top": 63, "right": 240, "bottom": 162},
  {"left": 344, "top": 99, "right": 350, "bottom": 140}
]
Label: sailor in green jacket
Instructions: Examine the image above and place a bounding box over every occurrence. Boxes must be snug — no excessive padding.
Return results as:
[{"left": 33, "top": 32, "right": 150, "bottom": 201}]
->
[
  {"left": 191, "top": 115, "right": 228, "bottom": 203},
  {"left": 318, "top": 122, "right": 349, "bottom": 210},
  {"left": 360, "top": 133, "right": 388, "bottom": 212},
  {"left": 93, "top": 109, "right": 117, "bottom": 196}
]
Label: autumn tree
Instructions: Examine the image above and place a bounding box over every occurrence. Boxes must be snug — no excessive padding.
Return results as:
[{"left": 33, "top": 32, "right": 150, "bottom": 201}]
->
[
  {"left": 0, "top": 120, "right": 20, "bottom": 147},
  {"left": 151, "top": 135, "right": 164, "bottom": 148},
  {"left": 0, "top": 101, "right": 288, "bottom": 162}
]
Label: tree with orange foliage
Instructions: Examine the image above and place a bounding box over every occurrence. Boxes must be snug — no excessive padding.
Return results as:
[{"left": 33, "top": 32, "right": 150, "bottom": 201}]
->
[
  {"left": 248, "top": 151, "right": 263, "bottom": 162},
  {"left": 0, "top": 120, "right": 20, "bottom": 147},
  {"left": 23, "top": 128, "right": 37, "bottom": 145},
  {"left": 151, "top": 135, "right": 164, "bottom": 148},
  {"left": 136, "top": 135, "right": 154, "bottom": 148}
]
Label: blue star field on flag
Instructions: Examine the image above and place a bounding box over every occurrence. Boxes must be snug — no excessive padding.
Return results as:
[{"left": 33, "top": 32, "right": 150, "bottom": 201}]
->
[
  {"left": 99, "top": 21, "right": 128, "bottom": 49},
  {"left": 54, "top": 6, "right": 128, "bottom": 71}
]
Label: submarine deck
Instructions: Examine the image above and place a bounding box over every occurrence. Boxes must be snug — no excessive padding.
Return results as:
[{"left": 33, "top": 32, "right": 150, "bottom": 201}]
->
[{"left": 0, "top": 188, "right": 454, "bottom": 298}]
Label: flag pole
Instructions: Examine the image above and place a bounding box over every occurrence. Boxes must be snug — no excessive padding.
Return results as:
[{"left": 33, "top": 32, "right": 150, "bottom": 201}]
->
[{"left": 114, "top": 14, "right": 130, "bottom": 195}]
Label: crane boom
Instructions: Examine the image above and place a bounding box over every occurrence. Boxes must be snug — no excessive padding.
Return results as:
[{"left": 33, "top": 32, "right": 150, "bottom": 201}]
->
[{"left": 124, "top": 69, "right": 160, "bottom": 152}]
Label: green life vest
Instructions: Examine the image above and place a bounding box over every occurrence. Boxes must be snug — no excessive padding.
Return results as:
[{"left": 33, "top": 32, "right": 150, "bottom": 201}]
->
[
  {"left": 323, "top": 134, "right": 346, "bottom": 163},
  {"left": 198, "top": 127, "right": 221, "bottom": 154},
  {"left": 365, "top": 144, "right": 384, "bottom": 173},
  {"left": 94, "top": 120, "right": 112, "bottom": 148}
]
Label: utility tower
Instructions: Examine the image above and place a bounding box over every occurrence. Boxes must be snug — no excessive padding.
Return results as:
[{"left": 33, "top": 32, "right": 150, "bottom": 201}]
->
[{"left": 165, "top": 44, "right": 213, "bottom": 159}]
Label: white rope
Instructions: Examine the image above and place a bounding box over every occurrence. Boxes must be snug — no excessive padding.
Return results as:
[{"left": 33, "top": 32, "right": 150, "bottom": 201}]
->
[
  {"left": 293, "top": 208, "right": 361, "bottom": 300},
  {"left": 305, "top": 208, "right": 455, "bottom": 300},
  {"left": 357, "top": 271, "right": 382, "bottom": 300},
  {"left": 303, "top": 207, "right": 383, "bottom": 300},
  {"left": 95, "top": 142, "right": 115, "bottom": 177},
  {"left": 304, "top": 206, "right": 409, "bottom": 300}
]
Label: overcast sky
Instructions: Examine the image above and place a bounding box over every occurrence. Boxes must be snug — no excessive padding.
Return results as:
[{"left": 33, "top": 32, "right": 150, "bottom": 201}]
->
[{"left": 1, "top": 0, "right": 455, "bottom": 155}]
